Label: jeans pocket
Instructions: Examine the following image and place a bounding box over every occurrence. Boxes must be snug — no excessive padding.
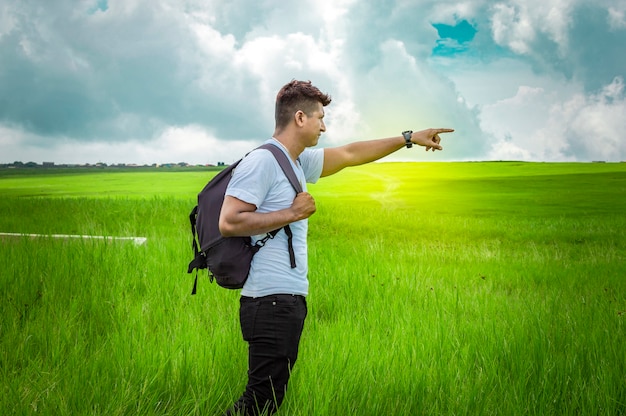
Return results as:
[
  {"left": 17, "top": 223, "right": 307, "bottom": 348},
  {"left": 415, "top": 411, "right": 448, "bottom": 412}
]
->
[{"left": 239, "top": 299, "right": 258, "bottom": 342}]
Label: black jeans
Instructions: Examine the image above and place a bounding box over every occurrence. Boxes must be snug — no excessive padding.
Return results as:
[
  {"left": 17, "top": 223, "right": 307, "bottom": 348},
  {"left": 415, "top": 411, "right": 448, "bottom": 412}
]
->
[{"left": 226, "top": 294, "right": 308, "bottom": 416}]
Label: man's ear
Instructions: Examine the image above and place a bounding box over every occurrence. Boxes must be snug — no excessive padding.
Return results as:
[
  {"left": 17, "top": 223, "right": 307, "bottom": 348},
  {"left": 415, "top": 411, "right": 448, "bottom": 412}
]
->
[{"left": 294, "top": 110, "right": 305, "bottom": 127}]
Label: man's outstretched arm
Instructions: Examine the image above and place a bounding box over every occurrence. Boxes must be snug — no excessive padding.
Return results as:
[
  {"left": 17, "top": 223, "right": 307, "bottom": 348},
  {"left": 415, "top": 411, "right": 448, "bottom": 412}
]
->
[{"left": 321, "top": 128, "right": 454, "bottom": 177}]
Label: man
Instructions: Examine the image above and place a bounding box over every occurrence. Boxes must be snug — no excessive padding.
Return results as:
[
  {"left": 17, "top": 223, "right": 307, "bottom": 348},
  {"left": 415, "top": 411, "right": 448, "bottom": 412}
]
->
[{"left": 220, "top": 80, "right": 454, "bottom": 415}]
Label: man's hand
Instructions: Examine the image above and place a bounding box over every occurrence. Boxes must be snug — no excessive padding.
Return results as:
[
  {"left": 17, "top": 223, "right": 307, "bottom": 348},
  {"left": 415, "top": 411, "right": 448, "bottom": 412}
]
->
[
  {"left": 411, "top": 128, "right": 455, "bottom": 151},
  {"left": 290, "top": 192, "right": 316, "bottom": 221}
]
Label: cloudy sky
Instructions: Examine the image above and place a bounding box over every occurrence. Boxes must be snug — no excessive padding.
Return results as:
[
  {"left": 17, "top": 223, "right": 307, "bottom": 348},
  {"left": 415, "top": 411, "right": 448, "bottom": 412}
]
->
[{"left": 1, "top": 0, "right": 625, "bottom": 165}]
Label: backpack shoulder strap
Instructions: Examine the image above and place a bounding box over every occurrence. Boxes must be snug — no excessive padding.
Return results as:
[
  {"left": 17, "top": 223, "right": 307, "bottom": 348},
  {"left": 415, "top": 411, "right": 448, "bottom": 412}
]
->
[
  {"left": 257, "top": 143, "right": 303, "bottom": 194},
  {"left": 254, "top": 142, "right": 303, "bottom": 269}
]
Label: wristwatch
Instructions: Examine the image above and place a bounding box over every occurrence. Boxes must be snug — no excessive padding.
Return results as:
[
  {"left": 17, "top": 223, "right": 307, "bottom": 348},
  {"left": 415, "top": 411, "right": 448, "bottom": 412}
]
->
[{"left": 402, "top": 130, "right": 413, "bottom": 148}]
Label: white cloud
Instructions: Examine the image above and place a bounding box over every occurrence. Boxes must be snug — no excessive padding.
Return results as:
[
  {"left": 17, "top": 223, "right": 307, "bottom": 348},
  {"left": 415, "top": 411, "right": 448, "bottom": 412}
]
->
[
  {"left": 485, "top": 77, "right": 626, "bottom": 161},
  {"left": 147, "top": 125, "right": 255, "bottom": 165},
  {"left": 429, "top": 1, "right": 483, "bottom": 24},
  {"left": 491, "top": 3, "right": 535, "bottom": 55},
  {"left": 561, "top": 77, "right": 626, "bottom": 161},
  {"left": 483, "top": 85, "right": 574, "bottom": 161},
  {"left": 490, "top": 0, "right": 575, "bottom": 57},
  {"left": 0, "top": 123, "right": 254, "bottom": 165},
  {"left": 608, "top": 5, "right": 626, "bottom": 29}
]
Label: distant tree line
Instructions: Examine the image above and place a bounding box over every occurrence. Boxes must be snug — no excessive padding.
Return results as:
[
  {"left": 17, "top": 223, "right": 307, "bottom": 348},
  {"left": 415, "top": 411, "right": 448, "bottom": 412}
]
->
[{"left": 0, "top": 161, "right": 227, "bottom": 169}]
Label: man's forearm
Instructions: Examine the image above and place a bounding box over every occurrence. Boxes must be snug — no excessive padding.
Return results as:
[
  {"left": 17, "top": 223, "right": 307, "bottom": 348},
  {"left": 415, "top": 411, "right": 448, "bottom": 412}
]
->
[
  {"left": 219, "top": 193, "right": 316, "bottom": 237},
  {"left": 342, "top": 136, "right": 406, "bottom": 166},
  {"left": 220, "top": 209, "right": 299, "bottom": 237}
]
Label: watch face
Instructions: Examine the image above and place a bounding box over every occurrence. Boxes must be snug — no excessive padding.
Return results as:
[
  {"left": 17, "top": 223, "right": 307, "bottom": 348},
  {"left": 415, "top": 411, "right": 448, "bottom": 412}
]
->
[{"left": 403, "top": 131, "right": 413, "bottom": 147}]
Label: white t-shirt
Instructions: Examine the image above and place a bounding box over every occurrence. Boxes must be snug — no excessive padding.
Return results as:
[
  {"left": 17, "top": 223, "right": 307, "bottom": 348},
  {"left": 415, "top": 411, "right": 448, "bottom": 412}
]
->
[{"left": 225, "top": 138, "right": 324, "bottom": 297}]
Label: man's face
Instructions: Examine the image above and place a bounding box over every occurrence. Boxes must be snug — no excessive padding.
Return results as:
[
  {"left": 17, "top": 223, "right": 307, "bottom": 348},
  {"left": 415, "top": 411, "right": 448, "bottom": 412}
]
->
[{"left": 303, "top": 102, "right": 326, "bottom": 147}]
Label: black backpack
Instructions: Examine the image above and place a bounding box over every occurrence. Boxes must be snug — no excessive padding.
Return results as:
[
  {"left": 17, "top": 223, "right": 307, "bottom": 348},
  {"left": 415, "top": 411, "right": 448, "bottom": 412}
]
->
[{"left": 187, "top": 143, "right": 303, "bottom": 294}]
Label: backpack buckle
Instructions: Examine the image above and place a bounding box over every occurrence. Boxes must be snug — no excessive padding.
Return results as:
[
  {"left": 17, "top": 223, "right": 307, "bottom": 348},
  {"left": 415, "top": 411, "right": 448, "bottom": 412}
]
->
[{"left": 253, "top": 231, "right": 277, "bottom": 249}]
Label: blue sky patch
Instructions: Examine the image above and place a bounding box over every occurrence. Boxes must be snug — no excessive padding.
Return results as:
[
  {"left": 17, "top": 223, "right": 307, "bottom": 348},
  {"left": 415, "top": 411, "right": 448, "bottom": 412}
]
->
[
  {"left": 432, "top": 20, "right": 477, "bottom": 56},
  {"left": 88, "top": 0, "right": 108, "bottom": 14}
]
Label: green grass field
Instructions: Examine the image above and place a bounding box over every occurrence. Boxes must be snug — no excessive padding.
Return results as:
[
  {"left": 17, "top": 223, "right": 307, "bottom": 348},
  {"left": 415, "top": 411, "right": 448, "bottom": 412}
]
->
[{"left": 1, "top": 162, "right": 625, "bottom": 415}]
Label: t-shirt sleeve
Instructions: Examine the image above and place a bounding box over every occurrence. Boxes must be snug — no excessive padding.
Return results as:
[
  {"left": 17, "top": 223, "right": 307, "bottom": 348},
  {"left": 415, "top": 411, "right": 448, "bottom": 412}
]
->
[
  {"left": 300, "top": 148, "right": 324, "bottom": 184},
  {"left": 225, "top": 150, "right": 275, "bottom": 208}
]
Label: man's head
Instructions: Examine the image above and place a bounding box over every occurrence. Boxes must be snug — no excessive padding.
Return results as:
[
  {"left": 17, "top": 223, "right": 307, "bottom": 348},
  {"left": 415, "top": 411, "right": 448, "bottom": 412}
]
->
[{"left": 274, "top": 80, "right": 332, "bottom": 133}]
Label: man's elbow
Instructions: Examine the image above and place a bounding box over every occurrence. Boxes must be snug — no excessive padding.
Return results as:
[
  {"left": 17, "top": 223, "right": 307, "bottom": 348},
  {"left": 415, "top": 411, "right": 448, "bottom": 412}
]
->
[{"left": 218, "top": 217, "right": 236, "bottom": 237}]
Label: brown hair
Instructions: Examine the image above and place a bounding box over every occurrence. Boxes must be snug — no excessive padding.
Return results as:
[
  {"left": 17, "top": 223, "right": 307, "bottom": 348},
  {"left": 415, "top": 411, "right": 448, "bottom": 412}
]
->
[{"left": 274, "top": 80, "right": 332, "bottom": 130}]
